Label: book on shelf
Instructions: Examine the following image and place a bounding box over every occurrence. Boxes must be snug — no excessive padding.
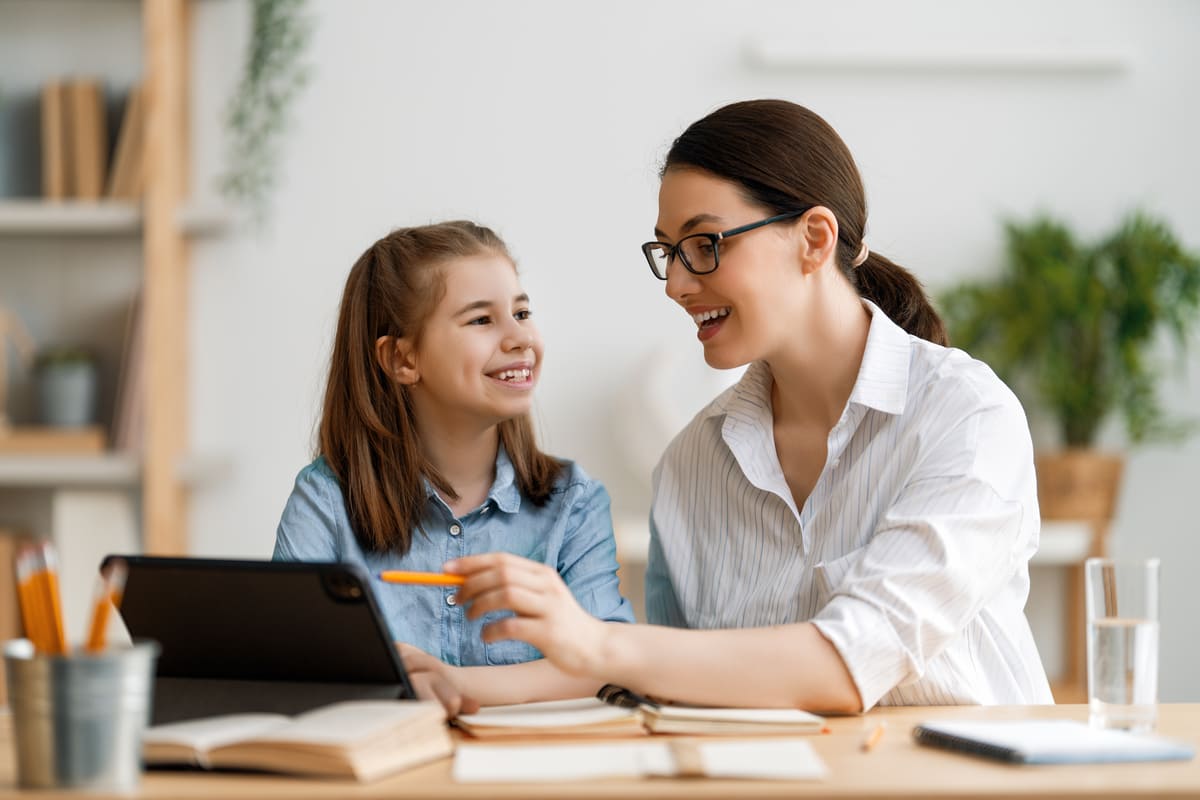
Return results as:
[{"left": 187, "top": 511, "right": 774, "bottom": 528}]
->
[
  {"left": 39, "top": 78, "right": 110, "bottom": 201},
  {"left": 141, "top": 700, "right": 452, "bottom": 782},
  {"left": 105, "top": 84, "right": 145, "bottom": 200},
  {"left": 67, "top": 79, "right": 108, "bottom": 200},
  {"left": 452, "top": 687, "right": 826, "bottom": 739},
  {"left": 40, "top": 81, "right": 69, "bottom": 199}
]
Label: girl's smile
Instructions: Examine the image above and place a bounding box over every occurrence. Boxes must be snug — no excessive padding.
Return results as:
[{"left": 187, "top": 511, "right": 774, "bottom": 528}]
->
[{"left": 486, "top": 362, "right": 535, "bottom": 388}]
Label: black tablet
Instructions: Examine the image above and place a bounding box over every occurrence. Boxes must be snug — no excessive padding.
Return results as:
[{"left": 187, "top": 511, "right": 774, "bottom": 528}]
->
[{"left": 103, "top": 555, "right": 416, "bottom": 723}]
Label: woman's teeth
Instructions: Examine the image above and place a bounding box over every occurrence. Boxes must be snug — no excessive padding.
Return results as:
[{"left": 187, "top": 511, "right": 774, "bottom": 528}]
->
[
  {"left": 494, "top": 368, "right": 532, "bottom": 382},
  {"left": 691, "top": 307, "right": 731, "bottom": 326}
]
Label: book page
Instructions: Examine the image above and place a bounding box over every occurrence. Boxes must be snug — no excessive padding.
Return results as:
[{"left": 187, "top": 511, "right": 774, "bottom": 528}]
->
[
  {"left": 649, "top": 706, "right": 823, "bottom": 724},
  {"left": 143, "top": 713, "right": 288, "bottom": 754},
  {"left": 249, "top": 700, "right": 445, "bottom": 746},
  {"left": 453, "top": 739, "right": 827, "bottom": 782},
  {"left": 456, "top": 697, "right": 639, "bottom": 729}
]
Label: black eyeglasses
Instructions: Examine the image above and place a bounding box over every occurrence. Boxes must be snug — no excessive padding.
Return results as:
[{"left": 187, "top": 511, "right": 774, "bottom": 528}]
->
[{"left": 641, "top": 209, "right": 811, "bottom": 280}]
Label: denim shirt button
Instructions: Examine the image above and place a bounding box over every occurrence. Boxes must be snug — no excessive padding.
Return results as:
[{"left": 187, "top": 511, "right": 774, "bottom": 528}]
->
[
  {"left": 446, "top": 594, "right": 457, "bottom": 607},
  {"left": 449, "top": 523, "right": 462, "bottom": 536}
]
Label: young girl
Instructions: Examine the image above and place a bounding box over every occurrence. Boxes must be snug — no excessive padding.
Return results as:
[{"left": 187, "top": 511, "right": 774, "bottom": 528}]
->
[
  {"left": 273, "top": 220, "right": 634, "bottom": 709},
  {"left": 444, "top": 100, "right": 1054, "bottom": 713}
]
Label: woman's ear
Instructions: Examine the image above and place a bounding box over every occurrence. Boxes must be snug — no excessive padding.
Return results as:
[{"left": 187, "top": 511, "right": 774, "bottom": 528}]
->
[
  {"left": 375, "top": 336, "right": 419, "bottom": 385},
  {"left": 798, "top": 206, "right": 839, "bottom": 276}
]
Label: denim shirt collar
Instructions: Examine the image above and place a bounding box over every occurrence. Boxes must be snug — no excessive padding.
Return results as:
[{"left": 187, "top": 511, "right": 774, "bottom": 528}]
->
[{"left": 422, "top": 443, "right": 522, "bottom": 515}]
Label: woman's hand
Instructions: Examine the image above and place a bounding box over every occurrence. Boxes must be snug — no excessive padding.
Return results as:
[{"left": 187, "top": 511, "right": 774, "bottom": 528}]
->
[
  {"left": 446, "top": 553, "right": 611, "bottom": 678},
  {"left": 397, "top": 643, "right": 480, "bottom": 717}
]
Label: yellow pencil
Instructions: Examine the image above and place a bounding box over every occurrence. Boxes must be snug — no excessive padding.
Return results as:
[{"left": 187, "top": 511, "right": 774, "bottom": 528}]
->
[
  {"left": 378, "top": 570, "right": 465, "bottom": 586},
  {"left": 861, "top": 721, "right": 887, "bottom": 752},
  {"left": 16, "top": 542, "right": 67, "bottom": 656},
  {"left": 85, "top": 558, "right": 128, "bottom": 653}
]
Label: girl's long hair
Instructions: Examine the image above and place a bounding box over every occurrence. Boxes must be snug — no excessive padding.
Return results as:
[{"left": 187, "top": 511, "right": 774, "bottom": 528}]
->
[
  {"left": 664, "top": 99, "right": 947, "bottom": 345},
  {"left": 318, "top": 221, "right": 561, "bottom": 554}
]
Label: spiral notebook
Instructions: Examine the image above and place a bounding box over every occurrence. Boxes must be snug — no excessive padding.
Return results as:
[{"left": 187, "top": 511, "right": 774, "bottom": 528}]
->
[{"left": 912, "top": 720, "right": 1194, "bottom": 765}]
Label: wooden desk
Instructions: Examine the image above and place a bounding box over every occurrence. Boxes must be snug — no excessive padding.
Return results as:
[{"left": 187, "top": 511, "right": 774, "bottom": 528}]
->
[{"left": 2, "top": 704, "right": 1198, "bottom": 799}]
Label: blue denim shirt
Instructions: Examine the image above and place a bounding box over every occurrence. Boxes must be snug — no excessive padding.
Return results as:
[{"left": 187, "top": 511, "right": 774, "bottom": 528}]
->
[{"left": 273, "top": 447, "right": 633, "bottom": 667}]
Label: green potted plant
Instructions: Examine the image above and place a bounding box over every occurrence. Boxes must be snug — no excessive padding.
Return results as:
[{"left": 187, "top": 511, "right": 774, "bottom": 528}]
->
[
  {"left": 34, "top": 346, "right": 98, "bottom": 428},
  {"left": 938, "top": 211, "right": 1200, "bottom": 523}
]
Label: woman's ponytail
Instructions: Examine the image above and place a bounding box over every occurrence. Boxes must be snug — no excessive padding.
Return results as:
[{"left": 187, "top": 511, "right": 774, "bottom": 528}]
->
[{"left": 852, "top": 250, "right": 948, "bottom": 346}]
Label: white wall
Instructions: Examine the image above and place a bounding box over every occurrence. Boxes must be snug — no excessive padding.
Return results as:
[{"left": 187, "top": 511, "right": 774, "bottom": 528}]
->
[{"left": 186, "top": 0, "right": 1200, "bottom": 700}]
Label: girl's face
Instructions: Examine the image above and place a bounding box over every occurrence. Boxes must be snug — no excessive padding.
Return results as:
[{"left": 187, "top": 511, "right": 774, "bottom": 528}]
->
[
  {"left": 407, "top": 252, "right": 543, "bottom": 429},
  {"left": 654, "top": 168, "right": 808, "bottom": 369}
]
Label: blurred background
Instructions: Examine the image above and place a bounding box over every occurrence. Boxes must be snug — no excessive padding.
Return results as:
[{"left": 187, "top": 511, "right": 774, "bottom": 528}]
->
[{"left": 1, "top": 0, "right": 1197, "bottom": 703}]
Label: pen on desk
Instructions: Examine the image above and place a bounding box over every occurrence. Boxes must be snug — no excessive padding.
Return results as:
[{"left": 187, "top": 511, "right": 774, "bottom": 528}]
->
[
  {"left": 861, "top": 721, "right": 887, "bottom": 752},
  {"left": 378, "top": 570, "right": 466, "bottom": 587},
  {"left": 85, "top": 558, "right": 128, "bottom": 653},
  {"left": 15, "top": 542, "right": 67, "bottom": 655}
]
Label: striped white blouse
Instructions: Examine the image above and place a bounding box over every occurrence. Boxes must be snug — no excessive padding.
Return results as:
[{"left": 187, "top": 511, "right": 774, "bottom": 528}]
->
[{"left": 646, "top": 300, "right": 1054, "bottom": 710}]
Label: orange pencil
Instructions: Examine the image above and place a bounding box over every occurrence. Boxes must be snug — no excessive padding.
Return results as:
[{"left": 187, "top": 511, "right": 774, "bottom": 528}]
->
[
  {"left": 16, "top": 542, "right": 67, "bottom": 655},
  {"left": 85, "top": 558, "right": 128, "bottom": 653},
  {"left": 378, "top": 570, "right": 465, "bottom": 587},
  {"left": 861, "top": 721, "right": 887, "bottom": 752}
]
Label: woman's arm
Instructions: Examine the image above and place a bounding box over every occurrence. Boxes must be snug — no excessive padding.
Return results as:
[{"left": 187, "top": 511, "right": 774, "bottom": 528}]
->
[
  {"left": 447, "top": 553, "right": 862, "bottom": 714},
  {"left": 399, "top": 642, "right": 605, "bottom": 706}
]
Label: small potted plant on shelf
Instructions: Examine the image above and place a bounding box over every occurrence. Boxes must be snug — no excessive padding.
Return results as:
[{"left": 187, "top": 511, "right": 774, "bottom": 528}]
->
[
  {"left": 938, "top": 210, "right": 1200, "bottom": 526},
  {"left": 35, "top": 346, "right": 98, "bottom": 428}
]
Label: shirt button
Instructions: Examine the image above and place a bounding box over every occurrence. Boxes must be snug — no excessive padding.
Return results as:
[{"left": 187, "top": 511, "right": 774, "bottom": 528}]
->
[
  {"left": 446, "top": 594, "right": 457, "bottom": 607},
  {"left": 832, "top": 459, "right": 840, "bottom": 468},
  {"left": 449, "top": 523, "right": 462, "bottom": 536}
]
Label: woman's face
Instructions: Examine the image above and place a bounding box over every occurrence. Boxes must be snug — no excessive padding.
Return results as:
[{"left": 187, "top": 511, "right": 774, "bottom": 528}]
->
[{"left": 654, "top": 168, "right": 806, "bottom": 369}]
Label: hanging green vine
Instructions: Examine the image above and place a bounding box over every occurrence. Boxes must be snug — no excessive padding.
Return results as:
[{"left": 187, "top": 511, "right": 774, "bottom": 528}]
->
[{"left": 220, "top": 0, "right": 312, "bottom": 221}]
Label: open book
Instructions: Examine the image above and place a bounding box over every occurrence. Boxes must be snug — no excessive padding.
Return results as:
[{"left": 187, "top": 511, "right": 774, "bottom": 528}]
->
[
  {"left": 141, "top": 700, "right": 452, "bottom": 782},
  {"left": 454, "top": 739, "right": 828, "bottom": 782},
  {"left": 453, "top": 687, "right": 825, "bottom": 738}
]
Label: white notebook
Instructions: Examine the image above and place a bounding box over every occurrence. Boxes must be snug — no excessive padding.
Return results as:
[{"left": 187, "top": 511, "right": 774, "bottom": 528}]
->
[
  {"left": 913, "top": 720, "right": 1195, "bottom": 764},
  {"left": 453, "top": 739, "right": 828, "bottom": 782}
]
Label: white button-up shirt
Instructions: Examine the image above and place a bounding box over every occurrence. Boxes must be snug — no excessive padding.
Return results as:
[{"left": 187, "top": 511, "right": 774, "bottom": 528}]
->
[{"left": 646, "top": 300, "right": 1054, "bottom": 709}]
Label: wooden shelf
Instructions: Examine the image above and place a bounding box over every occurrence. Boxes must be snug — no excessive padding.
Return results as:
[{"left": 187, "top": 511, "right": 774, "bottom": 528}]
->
[
  {"left": 0, "top": 199, "right": 232, "bottom": 237},
  {"left": 0, "top": 453, "right": 139, "bottom": 488}
]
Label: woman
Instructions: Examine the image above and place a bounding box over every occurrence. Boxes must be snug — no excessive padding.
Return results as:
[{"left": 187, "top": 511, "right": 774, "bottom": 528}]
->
[{"left": 427, "top": 100, "right": 1053, "bottom": 713}]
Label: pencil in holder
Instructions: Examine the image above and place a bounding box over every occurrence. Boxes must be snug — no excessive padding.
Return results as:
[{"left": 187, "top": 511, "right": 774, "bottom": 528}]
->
[{"left": 4, "top": 638, "right": 159, "bottom": 791}]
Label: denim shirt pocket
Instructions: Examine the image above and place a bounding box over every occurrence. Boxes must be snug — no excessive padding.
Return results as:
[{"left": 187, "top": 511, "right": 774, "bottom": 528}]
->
[{"left": 481, "top": 611, "right": 544, "bottom": 665}]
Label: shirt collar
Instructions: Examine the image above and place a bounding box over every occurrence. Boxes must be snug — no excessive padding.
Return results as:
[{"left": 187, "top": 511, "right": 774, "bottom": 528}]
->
[
  {"left": 847, "top": 299, "right": 911, "bottom": 416},
  {"left": 423, "top": 443, "right": 522, "bottom": 514}
]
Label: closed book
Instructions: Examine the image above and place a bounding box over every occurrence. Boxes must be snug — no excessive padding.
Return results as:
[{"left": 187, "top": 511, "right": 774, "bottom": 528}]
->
[
  {"left": 105, "top": 84, "right": 145, "bottom": 199},
  {"left": 142, "top": 700, "right": 452, "bottom": 782},
  {"left": 67, "top": 79, "right": 107, "bottom": 200},
  {"left": 913, "top": 719, "right": 1195, "bottom": 765},
  {"left": 40, "top": 81, "right": 69, "bottom": 199}
]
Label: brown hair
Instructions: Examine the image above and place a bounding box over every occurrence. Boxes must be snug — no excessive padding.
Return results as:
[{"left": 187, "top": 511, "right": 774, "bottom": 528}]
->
[
  {"left": 663, "top": 99, "right": 948, "bottom": 345},
  {"left": 318, "top": 220, "right": 562, "bottom": 554}
]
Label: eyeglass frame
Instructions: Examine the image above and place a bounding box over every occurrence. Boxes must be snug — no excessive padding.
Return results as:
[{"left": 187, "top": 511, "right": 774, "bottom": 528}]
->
[{"left": 640, "top": 208, "right": 812, "bottom": 280}]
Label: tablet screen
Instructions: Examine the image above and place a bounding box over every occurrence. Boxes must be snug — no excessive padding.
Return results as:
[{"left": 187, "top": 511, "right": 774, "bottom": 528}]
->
[{"left": 105, "top": 555, "right": 413, "bottom": 691}]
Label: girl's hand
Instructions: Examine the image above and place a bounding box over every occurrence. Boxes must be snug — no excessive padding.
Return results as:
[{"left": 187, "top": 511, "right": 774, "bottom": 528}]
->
[
  {"left": 445, "top": 553, "right": 611, "bottom": 678},
  {"left": 397, "top": 642, "right": 480, "bottom": 717}
]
